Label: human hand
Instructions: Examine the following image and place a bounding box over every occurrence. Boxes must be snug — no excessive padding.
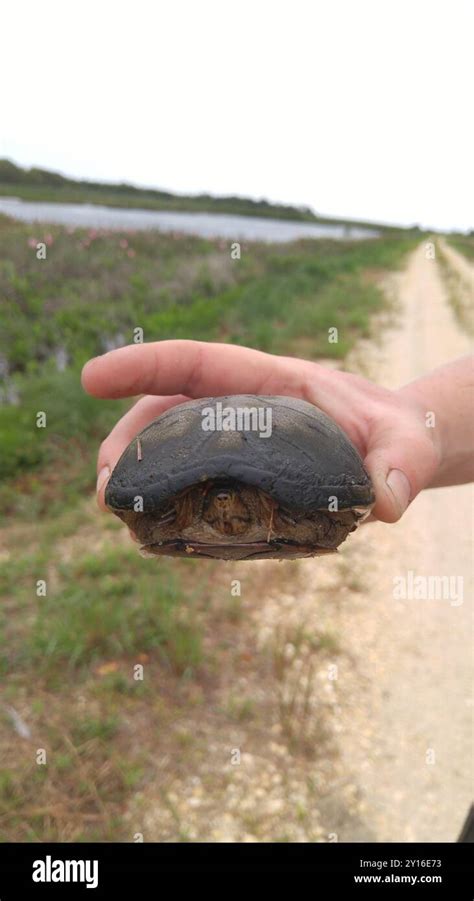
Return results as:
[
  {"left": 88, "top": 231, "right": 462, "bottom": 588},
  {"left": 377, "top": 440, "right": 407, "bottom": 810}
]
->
[{"left": 81, "top": 339, "right": 442, "bottom": 523}]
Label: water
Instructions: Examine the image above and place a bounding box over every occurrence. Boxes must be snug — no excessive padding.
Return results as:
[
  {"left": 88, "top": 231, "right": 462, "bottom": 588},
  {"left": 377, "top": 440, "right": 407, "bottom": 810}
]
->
[{"left": 0, "top": 196, "right": 379, "bottom": 243}]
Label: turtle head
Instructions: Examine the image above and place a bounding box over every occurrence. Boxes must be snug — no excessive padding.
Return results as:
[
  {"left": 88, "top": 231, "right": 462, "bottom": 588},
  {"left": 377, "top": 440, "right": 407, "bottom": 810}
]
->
[{"left": 202, "top": 482, "right": 251, "bottom": 535}]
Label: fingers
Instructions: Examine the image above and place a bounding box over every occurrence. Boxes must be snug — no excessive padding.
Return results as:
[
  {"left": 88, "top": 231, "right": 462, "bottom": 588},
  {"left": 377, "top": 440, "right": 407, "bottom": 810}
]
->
[
  {"left": 84, "top": 340, "right": 441, "bottom": 526},
  {"left": 364, "top": 415, "right": 440, "bottom": 523},
  {"left": 96, "top": 394, "right": 188, "bottom": 510},
  {"left": 81, "top": 340, "right": 310, "bottom": 401}
]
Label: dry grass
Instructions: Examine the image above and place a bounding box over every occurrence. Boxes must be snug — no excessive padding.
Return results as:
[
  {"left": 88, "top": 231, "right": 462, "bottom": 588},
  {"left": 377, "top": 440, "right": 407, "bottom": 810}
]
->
[{"left": 436, "top": 240, "right": 474, "bottom": 335}]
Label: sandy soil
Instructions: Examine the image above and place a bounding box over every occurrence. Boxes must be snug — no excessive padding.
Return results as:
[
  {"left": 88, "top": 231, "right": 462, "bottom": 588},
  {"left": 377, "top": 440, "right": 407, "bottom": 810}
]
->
[
  {"left": 439, "top": 238, "right": 474, "bottom": 290},
  {"left": 138, "top": 242, "right": 472, "bottom": 842},
  {"left": 321, "top": 240, "right": 473, "bottom": 841}
]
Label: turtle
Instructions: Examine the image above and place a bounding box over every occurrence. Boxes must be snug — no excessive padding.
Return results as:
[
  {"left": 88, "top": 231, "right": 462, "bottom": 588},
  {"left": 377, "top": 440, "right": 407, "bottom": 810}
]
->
[{"left": 105, "top": 395, "right": 374, "bottom": 561}]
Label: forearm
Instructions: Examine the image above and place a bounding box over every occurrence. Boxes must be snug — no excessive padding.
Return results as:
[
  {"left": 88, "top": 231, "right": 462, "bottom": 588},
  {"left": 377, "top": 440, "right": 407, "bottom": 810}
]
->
[{"left": 398, "top": 355, "right": 474, "bottom": 488}]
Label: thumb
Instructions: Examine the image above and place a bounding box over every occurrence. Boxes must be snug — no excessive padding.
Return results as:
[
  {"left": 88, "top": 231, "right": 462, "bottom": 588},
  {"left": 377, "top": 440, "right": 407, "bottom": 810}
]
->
[{"left": 363, "top": 418, "right": 439, "bottom": 523}]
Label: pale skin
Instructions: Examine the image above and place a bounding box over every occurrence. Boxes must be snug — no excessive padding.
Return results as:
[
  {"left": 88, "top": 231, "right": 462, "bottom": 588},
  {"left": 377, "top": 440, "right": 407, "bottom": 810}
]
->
[{"left": 81, "top": 342, "right": 474, "bottom": 523}]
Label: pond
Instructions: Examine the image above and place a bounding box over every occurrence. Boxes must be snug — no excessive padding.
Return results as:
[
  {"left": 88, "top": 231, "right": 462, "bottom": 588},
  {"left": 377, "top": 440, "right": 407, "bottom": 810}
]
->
[{"left": 0, "top": 197, "right": 380, "bottom": 243}]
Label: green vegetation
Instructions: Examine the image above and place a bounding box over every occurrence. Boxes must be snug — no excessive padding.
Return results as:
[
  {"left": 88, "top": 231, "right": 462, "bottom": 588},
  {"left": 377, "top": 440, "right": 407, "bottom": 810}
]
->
[
  {"left": 0, "top": 213, "right": 415, "bottom": 490},
  {"left": 447, "top": 234, "right": 474, "bottom": 261},
  {"left": 0, "top": 210, "right": 418, "bottom": 840},
  {"left": 0, "top": 158, "right": 316, "bottom": 221},
  {"left": 24, "top": 548, "right": 202, "bottom": 679},
  {"left": 436, "top": 238, "right": 474, "bottom": 335}
]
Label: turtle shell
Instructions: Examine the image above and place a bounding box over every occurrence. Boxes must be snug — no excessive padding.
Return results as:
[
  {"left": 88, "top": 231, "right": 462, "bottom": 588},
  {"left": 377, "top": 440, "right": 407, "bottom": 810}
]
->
[{"left": 105, "top": 395, "right": 374, "bottom": 514}]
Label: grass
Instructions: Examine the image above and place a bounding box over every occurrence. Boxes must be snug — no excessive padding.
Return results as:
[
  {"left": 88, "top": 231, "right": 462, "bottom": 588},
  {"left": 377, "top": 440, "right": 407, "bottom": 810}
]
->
[
  {"left": 436, "top": 238, "right": 474, "bottom": 334},
  {"left": 268, "top": 622, "right": 339, "bottom": 757},
  {"left": 447, "top": 234, "right": 474, "bottom": 261},
  {"left": 1, "top": 215, "right": 414, "bottom": 372},
  {"left": 0, "top": 698, "right": 148, "bottom": 841},
  {"left": 0, "top": 211, "right": 418, "bottom": 840},
  {"left": 0, "top": 213, "right": 416, "bottom": 493},
  {"left": 0, "top": 528, "right": 204, "bottom": 682},
  {"left": 25, "top": 549, "right": 203, "bottom": 680},
  {"left": 0, "top": 508, "right": 208, "bottom": 840}
]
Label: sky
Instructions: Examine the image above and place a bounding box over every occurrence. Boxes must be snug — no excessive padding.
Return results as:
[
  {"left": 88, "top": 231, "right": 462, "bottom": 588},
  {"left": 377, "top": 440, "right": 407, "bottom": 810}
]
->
[{"left": 1, "top": 0, "right": 472, "bottom": 231}]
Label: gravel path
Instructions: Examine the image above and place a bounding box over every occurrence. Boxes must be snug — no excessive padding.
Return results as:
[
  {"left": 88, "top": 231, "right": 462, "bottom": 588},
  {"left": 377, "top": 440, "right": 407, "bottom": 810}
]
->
[{"left": 330, "top": 241, "right": 473, "bottom": 841}]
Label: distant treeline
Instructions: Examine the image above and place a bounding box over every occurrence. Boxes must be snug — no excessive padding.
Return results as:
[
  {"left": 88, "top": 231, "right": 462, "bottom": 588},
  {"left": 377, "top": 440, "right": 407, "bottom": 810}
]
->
[
  {"left": 0, "top": 158, "right": 412, "bottom": 230},
  {"left": 0, "top": 158, "right": 319, "bottom": 221}
]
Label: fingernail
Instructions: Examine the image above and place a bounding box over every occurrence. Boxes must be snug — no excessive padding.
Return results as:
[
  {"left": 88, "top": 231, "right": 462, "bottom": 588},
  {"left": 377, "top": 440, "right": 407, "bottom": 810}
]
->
[
  {"left": 386, "top": 469, "right": 411, "bottom": 515},
  {"left": 96, "top": 465, "right": 110, "bottom": 494}
]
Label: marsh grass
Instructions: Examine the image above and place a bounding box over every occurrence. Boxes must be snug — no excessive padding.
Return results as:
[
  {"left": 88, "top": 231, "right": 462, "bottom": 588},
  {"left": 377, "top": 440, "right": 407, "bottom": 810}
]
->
[{"left": 1, "top": 214, "right": 415, "bottom": 491}]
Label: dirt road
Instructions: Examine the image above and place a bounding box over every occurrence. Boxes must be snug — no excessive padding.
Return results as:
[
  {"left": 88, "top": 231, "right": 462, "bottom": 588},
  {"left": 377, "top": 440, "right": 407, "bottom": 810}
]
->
[{"left": 325, "top": 240, "right": 473, "bottom": 841}]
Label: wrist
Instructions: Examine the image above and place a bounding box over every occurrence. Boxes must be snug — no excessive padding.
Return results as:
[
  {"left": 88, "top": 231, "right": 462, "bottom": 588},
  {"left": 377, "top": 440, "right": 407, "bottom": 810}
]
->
[{"left": 396, "top": 381, "right": 445, "bottom": 487}]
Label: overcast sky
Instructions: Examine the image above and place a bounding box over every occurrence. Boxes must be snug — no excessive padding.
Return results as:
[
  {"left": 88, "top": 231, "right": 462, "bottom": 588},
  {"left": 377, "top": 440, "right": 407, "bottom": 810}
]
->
[{"left": 1, "top": 0, "right": 472, "bottom": 230}]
